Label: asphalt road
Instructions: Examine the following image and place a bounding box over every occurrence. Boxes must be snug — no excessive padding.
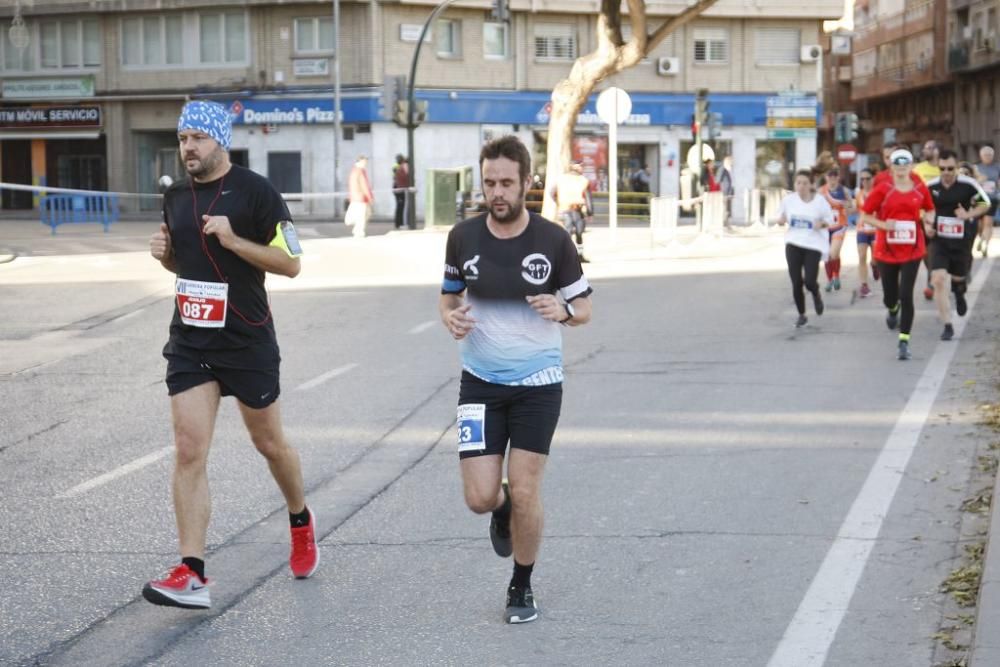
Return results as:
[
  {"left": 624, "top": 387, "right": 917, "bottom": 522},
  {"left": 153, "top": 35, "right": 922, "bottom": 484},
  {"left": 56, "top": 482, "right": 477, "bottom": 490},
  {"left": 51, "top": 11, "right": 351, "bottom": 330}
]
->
[{"left": 1, "top": 228, "right": 997, "bottom": 666}]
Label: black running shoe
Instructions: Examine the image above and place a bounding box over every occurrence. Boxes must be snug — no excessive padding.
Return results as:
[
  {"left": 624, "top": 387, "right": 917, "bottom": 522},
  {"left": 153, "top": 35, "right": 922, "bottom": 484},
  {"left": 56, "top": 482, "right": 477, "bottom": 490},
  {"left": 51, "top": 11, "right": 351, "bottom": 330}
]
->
[
  {"left": 813, "top": 292, "right": 824, "bottom": 316},
  {"left": 886, "top": 309, "right": 899, "bottom": 331},
  {"left": 504, "top": 585, "right": 538, "bottom": 624},
  {"left": 897, "top": 340, "right": 911, "bottom": 360},
  {"left": 941, "top": 324, "right": 954, "bottom": 341},
  {"left": 795, "top": 314, "right": 807, "bottom": 328},
  {"left": 956, "top": 292, "right": 968, "bottom": 317},
  {"left": 489, "top": 481, "right": 512, "bottom": 558}
]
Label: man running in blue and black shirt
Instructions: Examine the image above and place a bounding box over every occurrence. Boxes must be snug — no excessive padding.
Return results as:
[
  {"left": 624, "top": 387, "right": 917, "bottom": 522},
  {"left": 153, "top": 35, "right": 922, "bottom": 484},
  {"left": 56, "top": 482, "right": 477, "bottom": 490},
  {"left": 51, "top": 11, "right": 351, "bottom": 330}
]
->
[
  {"left": 926, "top": 148, "right": 990, "bottom": 341},
  {"left": 439, "top": 135, "right": 593, "bottom": 624}
]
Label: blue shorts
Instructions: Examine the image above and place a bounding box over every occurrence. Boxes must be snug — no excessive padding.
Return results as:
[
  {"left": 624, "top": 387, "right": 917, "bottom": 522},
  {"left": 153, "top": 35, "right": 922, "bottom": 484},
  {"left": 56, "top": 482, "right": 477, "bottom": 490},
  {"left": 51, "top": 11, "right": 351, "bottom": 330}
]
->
[{"left": 857, "top": 232, "right": 876, "bottom": 245}]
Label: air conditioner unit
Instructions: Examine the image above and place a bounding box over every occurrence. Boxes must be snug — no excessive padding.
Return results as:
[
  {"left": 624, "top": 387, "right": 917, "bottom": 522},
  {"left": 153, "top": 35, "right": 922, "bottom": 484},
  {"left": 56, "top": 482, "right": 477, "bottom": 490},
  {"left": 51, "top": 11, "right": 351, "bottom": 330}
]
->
[
  {"left": 656, "top": 56, "right": 680, "bottom": 76},
  {"left": 800, "top": 45, "right": 822, "bottom": 63}
]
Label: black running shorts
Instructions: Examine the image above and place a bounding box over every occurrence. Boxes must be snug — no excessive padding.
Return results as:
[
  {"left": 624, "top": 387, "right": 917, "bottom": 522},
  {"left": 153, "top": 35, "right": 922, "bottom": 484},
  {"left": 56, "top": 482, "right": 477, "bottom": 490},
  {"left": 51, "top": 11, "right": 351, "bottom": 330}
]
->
[
  {"left": 929, "top": 242, "right": 972, "bottom": 277},
  {"left": 456, "top": 371, "right": 562, "bottom": 459},
  {"left": 164, "top": 341, "right": 281, "bottom": 409}
]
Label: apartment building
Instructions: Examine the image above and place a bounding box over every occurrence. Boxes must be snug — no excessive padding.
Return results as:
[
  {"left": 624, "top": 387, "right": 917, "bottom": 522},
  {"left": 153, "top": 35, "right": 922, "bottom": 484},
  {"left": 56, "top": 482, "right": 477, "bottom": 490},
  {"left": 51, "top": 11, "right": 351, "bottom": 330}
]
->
[
  {"left": 0, "top": 0, "right": 839, "bottom": 217},
  {"left": 946, "top": 0, "right": 1000, "bottom": 156}
]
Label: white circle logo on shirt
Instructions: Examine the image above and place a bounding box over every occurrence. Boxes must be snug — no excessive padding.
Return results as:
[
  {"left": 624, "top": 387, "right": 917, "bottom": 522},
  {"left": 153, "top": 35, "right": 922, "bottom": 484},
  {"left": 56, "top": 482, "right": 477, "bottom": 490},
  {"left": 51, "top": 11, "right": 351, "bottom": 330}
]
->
[{"left": 521, "top": 253, "right": 552, "bottom": 285}]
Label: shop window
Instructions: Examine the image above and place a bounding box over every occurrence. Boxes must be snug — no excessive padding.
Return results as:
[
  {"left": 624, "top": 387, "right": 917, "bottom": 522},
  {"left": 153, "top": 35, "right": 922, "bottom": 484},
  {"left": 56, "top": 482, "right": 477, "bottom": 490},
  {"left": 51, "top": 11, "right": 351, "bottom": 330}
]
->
[
  {"left": 694, "top": 27, "right": 728, "bottom": 64},
  {"left": 484, "top": 22, "right": 509, "bottom": 59},
  {"left": 200, "top": 12, "right": 247, "bottom": 64},
  {"left": 535, "top": 24, "right": 576, "bottom": 61},
  {"left": 267, "top": 153, "right": 302, "bottom": 195},
  {"left": 122, "top": 15, "right": 183, "bottom": 67},
  {"left": 294, "top": 17, "right": 334, "bottom": 54},
  {"left": 755, "top": 28, "right": 800, "bottom": 65},
  {"left": 436, "top": 19, "right": 461, "bottom": 58},
  {"left": 37, "top": 19, "right": 100, "bottom": 70},
  {"left": 230, "top": 149, "right": 249, "bottom": 168}
]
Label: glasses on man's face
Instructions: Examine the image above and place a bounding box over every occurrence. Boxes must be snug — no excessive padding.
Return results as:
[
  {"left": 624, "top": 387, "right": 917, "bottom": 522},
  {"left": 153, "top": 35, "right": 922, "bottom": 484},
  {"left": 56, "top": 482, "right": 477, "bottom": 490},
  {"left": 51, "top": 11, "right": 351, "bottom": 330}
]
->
[
  {"left": 860, "top": 177, "right": 872, "bottom": 181},
  {"left": 940, "top": 166, "right": 957, "bottom": 172}
]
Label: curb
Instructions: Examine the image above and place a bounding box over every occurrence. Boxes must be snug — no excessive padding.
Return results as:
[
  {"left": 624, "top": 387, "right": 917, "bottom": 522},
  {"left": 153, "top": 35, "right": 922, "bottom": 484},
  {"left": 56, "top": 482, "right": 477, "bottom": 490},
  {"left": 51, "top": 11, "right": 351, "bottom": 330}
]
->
[{"left": 970, "top": 464, "right": 1000, "bottom": 666}]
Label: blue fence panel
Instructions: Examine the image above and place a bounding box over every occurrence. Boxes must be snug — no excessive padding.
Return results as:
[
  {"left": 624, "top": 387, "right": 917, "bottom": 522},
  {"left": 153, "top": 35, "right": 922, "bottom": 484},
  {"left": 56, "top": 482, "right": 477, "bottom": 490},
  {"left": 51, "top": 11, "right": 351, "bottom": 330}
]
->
[{"left": 39, "top": 194, "right": 120, "bottom": 234}]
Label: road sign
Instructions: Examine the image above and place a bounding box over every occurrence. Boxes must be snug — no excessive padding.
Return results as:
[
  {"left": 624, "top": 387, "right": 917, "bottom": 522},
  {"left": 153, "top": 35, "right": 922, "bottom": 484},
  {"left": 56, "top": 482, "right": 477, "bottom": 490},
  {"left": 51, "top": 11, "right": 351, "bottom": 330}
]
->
[
  {"left": 766, "top": 94, "right": 817, "bottom": 140},
  {"left": 596, "top": 87, "right": 632, "bottom": 125},
  {"left": 837, "top": 144, "right": 858, "bottom": 163}
]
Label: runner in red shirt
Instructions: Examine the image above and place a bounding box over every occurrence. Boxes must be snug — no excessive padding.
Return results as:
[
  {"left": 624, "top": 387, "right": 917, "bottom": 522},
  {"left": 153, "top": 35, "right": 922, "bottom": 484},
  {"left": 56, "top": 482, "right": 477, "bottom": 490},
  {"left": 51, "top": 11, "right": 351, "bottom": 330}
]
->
[{"left": 860, "top": 148, "right": 936, "bottom": 360}]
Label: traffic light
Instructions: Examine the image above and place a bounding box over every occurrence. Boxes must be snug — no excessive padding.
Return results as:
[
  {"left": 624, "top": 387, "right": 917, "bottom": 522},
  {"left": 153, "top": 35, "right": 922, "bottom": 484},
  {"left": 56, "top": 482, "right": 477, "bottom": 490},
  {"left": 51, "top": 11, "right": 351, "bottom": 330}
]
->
[
  {"left": 490, "top": 0, "right": 510, "bottom": 21},
  {"left": 380, "top": 75, "right": 405, "bottom": 122},
  {"left": 706, "top": 111, "right": 723, "bottom": 139},
  {"left": 690, "top": 114, "right": 700, "bottom": 142},
  {"left": 694, "top": 88, "right": 709, "bottom": 126},
  {"left": 846, "top": 112, "right": 859, "bottom": 141},
  {"left": 393, "top": 100, "right": 428, "bottom": 128},
  {"left": 834, "top": 112, "right": 847, "bottom": 143}
]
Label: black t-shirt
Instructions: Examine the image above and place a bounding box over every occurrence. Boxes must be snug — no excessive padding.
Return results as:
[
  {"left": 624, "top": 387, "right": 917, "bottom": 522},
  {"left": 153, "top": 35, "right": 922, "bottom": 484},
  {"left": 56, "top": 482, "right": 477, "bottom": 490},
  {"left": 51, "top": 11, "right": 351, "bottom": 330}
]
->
[
  {"left": 162, "top": 164, "right": 290, "bottom": 350},
  {"left": 442, "top": 213, "right": 592, "bottom": 385},
  {"left": 927, "top": 175, "right": 989, "bottom": 247}
]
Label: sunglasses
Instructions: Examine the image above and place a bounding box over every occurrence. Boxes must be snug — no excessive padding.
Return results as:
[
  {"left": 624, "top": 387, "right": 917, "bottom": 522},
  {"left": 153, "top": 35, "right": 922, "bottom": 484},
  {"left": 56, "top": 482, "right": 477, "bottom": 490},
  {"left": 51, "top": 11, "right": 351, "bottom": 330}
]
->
[{"left": 940, "top": 166, "right": 957, "bottom": 171}]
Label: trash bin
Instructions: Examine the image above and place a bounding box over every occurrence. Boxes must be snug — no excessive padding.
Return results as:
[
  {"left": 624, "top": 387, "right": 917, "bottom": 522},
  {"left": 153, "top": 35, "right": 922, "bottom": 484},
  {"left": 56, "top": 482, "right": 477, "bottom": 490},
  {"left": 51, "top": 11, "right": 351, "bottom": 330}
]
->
[{"left": 426, "top": 166, "right": 474, "bottom": 227}]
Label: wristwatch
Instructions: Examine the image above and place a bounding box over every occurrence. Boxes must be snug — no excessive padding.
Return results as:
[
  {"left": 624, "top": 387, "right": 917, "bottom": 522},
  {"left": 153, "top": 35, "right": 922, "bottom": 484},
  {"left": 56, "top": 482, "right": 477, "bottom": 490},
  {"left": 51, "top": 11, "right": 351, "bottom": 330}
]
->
[{"left": 560, "top": 301, "right": 575, "bottom": 324}]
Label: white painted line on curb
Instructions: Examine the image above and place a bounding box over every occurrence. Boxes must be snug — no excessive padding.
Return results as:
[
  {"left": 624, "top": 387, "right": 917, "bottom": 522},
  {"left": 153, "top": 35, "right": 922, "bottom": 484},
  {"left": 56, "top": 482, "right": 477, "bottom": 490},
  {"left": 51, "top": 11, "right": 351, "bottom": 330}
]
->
[
  {"left": 767, "top": 258, "right": 993, "bottom": 667},
  {"left": 57, "top": 446, "right": 173, "bottom": 499},
  {"left": 408, "top": 320, "right": 437, "bottom": 335},
  {"left": 295, "top": 363, "right": 358, "bottom": 391}
]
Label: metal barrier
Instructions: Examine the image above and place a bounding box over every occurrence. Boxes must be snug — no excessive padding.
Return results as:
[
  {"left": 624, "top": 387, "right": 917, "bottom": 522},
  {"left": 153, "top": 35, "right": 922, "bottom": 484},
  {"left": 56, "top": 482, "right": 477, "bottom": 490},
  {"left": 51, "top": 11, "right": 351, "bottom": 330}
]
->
[
  {"left": 523, "top": 190, "right": 653, "bottom": 221},
  {"left": 39, "top": 193, "right": 120, "bottom": 234}
]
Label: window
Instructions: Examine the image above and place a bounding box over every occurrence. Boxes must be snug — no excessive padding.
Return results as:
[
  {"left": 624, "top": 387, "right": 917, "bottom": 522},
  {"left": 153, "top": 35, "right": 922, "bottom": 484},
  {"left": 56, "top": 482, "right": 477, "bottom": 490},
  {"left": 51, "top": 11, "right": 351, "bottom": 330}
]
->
[
  {"left": 1, "top": 28, "right": 36, "bottom": 71},
  {"left": 200, "top": 12, "right": 247, "bottom": 64},
  {"left": 484, "top": 21, "right": 508, "bottom": 59},
  {"left": 294, "top": 17, "right": 334, "bottom": 54},
  {"left": 755, "top": 28, "right": 800, "bottom": 65},
  {"left": 535, "top": 23, "right": 576, "bottom": 60},
  {"left": 37, "top": 19, "right": 100, "bottom": 70},
  {"left": 436, "top": 18, "right": 461, "bottom": 57},
  {"left": 122, "top": 15, "right": 183, "bottom": 66},
  {"left": 694, "top": 27, "right": 728, "bottom": 64}
]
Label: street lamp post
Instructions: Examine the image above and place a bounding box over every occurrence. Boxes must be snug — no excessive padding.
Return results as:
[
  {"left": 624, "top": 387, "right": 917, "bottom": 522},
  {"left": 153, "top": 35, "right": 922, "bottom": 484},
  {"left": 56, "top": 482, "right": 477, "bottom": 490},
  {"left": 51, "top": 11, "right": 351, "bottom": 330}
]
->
[{"left": 332, "top": 0, "right": 341, "bottom": 218}]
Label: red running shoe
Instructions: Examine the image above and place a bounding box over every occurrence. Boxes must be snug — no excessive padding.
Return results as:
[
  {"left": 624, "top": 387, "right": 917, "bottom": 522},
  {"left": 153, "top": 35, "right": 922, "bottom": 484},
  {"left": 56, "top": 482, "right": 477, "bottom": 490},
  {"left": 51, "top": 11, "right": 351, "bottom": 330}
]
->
[
  {"left": 859, "top": 283, "right": 872, "bottom": 298},
  {"left": 290, "top": 508, "right": 320, "bottom": 579},
  {"left": 923, "top": 285, "right": 934, "bottom": 301},
  {"left": 142, "top": 564, "right": 210, "bottom": 609}
]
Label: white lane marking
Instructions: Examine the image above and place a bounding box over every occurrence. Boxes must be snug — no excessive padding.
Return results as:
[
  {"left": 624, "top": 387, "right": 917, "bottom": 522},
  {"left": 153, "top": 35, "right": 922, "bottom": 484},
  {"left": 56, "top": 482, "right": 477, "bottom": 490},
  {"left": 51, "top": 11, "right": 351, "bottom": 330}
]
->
[
  {"left": 57, "top": 446, "right": 173, "bottom": 499},
  {"left": 295, "top": 363, "right": 358, "bottom": 391},
  {"left": 767, "top": 258, "right": 993, "bottom": 667},
  {"left": 408, "top": 320, "right": 437, "bottom": 335}
]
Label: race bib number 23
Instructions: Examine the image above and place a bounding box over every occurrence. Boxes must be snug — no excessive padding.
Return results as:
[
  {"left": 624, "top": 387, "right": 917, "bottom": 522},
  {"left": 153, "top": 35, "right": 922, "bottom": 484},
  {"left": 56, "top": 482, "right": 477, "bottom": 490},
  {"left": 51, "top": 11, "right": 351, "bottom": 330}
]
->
[
  {"left": 456, "top": 403, "right": 486, "bottom": 453},
  {"left": 175, "top": 278, "right": 228, "bottom": 328}
]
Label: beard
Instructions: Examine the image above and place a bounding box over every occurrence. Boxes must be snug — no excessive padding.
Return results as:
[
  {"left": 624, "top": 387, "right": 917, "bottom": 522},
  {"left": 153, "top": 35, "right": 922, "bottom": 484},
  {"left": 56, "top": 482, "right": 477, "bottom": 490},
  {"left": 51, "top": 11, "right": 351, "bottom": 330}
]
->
[
  {"left": 487, "top": 184, "right": 526, "bottom": 224},
  {"left": 184, "top": 147, "right": 223, "bottom": 178}
]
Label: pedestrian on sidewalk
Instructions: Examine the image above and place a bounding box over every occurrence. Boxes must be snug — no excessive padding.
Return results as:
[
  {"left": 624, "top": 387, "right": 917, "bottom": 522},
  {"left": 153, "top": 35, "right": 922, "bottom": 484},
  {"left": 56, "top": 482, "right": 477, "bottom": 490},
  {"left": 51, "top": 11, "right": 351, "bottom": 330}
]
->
[
  {"left": 777, "top": 169, "right": 834, "bottom": 328},
  {"left": 144, "top": 100, "right": 318, "bottom": 610},
  {"left": 392, "top": 154, "right": 410, "bottom": 230},
  {"left": 551, "top": 161, "right": 592, "bottom": 262},
  {"left": 975, "top": 144, "right": 999, "bottom": 257},
  {"left": 439, "top": 135, "right": 593, "bottom": 625},
  {"left": 860, "top": 148, "right": 936, "bottom": 360},
  {"left": 346, "top": 155, "right": 373, "bottom": 238}
]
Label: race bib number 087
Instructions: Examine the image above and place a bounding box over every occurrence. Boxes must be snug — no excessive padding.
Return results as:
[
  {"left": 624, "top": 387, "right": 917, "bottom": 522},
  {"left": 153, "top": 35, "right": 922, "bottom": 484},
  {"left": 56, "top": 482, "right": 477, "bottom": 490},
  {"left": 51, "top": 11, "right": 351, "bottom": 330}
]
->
[
  {"left": 176, "top": 278, "right": 228, "bottom": 328},
  {"left": 456, "top": 403, "right": 486, "bottom": 453}
]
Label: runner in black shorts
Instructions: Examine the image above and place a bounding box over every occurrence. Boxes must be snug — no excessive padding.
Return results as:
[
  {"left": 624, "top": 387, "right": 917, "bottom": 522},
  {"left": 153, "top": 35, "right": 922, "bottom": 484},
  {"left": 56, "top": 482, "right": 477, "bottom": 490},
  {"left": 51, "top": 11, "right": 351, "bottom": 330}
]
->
[
  {"left": 925, "top": 149, "right": 989, "bottom": 341},
  {"left": 440, "top": 136, "right": 593, "bottom": 624},
  {"left": 144, "top": 100, "right": 318, "bottom": 610}
]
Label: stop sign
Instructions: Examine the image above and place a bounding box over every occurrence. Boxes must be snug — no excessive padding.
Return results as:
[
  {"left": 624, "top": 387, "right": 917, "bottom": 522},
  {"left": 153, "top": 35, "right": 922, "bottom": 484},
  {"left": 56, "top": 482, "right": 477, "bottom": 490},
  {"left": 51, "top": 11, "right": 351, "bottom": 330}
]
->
[{"left": 837, "top": 144, "right": 858, "bottom": 163}]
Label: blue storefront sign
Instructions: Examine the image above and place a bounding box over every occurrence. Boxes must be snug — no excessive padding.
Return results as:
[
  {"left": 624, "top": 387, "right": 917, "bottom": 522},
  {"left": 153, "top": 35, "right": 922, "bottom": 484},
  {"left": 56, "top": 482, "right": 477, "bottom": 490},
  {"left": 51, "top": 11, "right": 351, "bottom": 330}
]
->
[{"left": 224, "top": 90, "right": 819, "bottom": 128}]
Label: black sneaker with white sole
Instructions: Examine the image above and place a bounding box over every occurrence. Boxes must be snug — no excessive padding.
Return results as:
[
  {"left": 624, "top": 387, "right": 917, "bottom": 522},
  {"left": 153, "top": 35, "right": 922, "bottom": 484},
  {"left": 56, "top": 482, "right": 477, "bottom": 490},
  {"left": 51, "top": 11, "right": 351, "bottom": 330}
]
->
[
  {"left": 956, "top": 291, "right": 968, "bottom": 317},
  {"left": 504, "top": 585, "right": 538, "bottom": 624},
  {"left": 490, "top": 480, "right": 512, "bottom": 558},
  {"left": 897, "top": 340, "right": 911, "bottom": 360},
  {"left": 941, "top": 323, "right": 954, "bottom": 341}
]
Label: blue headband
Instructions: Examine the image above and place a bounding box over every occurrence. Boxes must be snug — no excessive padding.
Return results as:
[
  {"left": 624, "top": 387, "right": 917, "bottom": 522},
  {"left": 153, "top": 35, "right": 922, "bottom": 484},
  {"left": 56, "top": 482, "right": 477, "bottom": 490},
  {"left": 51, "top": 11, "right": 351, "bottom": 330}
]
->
[{"left": 177, "top": 101, "right": 232, "bottom": 151}]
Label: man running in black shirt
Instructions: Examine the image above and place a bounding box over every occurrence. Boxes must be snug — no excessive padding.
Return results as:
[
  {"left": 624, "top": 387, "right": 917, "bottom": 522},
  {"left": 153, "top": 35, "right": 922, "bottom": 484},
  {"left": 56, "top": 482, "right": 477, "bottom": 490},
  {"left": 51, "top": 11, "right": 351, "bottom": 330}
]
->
[
  {"left": 440, "top": 136, "right": 593, "bottom": 624},
  {"left": 144, "top": 100, "right": 318, "bottom": 609},
  {"left": 926, "top": 149, "right": 990, "bottom": 340}
]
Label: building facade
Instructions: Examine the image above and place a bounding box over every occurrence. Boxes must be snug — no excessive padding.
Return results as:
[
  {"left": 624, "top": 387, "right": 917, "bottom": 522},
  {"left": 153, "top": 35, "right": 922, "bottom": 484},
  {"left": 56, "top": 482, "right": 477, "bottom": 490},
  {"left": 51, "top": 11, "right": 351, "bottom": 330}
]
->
[{"left": 0, "top": 0, "right": 840, "bottom": 219}]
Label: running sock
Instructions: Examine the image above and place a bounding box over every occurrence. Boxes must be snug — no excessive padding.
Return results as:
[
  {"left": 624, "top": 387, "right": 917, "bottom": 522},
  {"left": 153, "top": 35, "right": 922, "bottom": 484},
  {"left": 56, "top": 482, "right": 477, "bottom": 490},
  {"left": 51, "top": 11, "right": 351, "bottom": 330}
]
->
[
  {"left": 511, "top": 561, "right": 534, "bottom": 589},
  {"left": 182, "top": 556, "right": 206, "bottom": 581},
  {"left": 825, "top": 262, "right": 834, "bottom": 281},
  {"left": 952, "top": 281, "right": 967, "bottom": 295},
  {"left": 290, "top": 506, "right": 311, "bottom": 527},
  {"left": 889, "top": 303, "right": 900, "bottom": 314},
  {"left": 899, "top": 333, "right": 910, "bottom": 342},
  {"left": 830, "top": 258, "right": 841, "bottom": 278}
]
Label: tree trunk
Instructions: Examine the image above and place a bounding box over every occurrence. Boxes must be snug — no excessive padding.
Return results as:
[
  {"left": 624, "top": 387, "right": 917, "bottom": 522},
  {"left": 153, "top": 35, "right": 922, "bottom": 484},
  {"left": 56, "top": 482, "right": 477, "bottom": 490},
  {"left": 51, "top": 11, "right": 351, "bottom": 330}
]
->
[{"left": 539, "top": 0, "right": 721, "bottom": 221}]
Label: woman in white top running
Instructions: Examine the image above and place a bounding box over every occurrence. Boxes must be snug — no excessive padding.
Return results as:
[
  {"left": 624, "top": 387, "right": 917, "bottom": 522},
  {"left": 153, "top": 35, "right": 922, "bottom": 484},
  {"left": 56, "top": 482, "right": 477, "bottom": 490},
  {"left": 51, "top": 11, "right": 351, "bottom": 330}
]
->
[{"left": 777, "top": 169, "right": 835, "bottom": 328}]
